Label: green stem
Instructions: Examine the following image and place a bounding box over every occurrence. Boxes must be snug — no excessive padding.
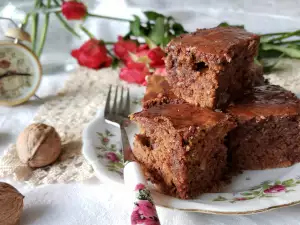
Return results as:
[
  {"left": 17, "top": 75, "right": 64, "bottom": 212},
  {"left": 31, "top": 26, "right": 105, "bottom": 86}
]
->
[
  {"left": 260, "top": 32, "right": 289, "bottom": 37},
  {"left": 80, "top": 25, "right": 95, "bottom": 39},
  {"left": 274, "top": 40, "right": 300, "bottom": 45},
  {"left": 268, "top": 30, "right": 300, "bottom": 42},
  {"left": 31, "top": 0, "right": 40, "bottom": 53},
  {"left": 104, "top": 41, "right": 116, "bottom": 45},
  {"left": 53, "top": 0, "right": 81, "bottom": 38},
  {"left": 107, "top": 50, "right": 116, "bottom": 59},
  {"left": 87, "top": 13, "right": 131, "bottom": 22},
  {"left": 22, "top": 14, "right": 30, "bottom": 29},
  {"left": 37, "top": 0, "right": 51, "bottom": 58},
  {"left": 56, "top": 13, "right": 81, "bottom": 38}
]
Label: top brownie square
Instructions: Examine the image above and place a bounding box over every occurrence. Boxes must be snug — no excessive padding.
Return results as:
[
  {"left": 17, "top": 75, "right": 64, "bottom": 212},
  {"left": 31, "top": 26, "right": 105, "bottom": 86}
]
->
[{"left": 165, "top": 26, "right": 261, "bottom": 109}]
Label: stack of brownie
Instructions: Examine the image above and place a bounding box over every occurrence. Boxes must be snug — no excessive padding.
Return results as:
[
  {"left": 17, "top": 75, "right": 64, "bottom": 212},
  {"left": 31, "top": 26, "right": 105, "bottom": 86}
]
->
[{"left": 130, "top": 26, "right": 300, "bottom": 199}]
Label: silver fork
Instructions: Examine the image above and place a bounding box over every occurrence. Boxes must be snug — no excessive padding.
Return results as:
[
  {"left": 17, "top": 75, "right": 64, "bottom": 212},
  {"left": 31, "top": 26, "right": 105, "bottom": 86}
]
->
[
  {"left": 104, "top": 85, "right": 132, "bottom": 161},
  {"left": 104, "top": 85, "right": 161, "bottom": 225}
]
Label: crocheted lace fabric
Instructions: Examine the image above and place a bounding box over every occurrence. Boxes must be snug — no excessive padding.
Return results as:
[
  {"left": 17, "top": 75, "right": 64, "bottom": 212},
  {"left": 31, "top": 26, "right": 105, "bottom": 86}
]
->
[{"left": 0, "top": 67, "right": 126, "bottom": 185}]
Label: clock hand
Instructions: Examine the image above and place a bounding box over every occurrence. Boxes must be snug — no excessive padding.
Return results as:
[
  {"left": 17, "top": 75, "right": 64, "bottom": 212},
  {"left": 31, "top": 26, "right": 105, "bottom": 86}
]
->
[{"left": 0, "top": 71, "right": 31, "bottom": 80}]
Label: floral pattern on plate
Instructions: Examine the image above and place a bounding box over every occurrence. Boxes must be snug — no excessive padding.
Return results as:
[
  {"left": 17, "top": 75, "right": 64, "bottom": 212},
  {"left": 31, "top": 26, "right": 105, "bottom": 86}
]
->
[
  {"left": 214, "top": 178, "right": 300, "bottom": 203},
  {"left": 96, "top": 129, "right": 124, "bottom": 176}
]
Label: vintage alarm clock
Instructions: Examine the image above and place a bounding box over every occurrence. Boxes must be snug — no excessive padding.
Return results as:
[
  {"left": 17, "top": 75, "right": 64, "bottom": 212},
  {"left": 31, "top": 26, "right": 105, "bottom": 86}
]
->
[{"left": 0, "top": 18, "right": 42, "bottom": 106}]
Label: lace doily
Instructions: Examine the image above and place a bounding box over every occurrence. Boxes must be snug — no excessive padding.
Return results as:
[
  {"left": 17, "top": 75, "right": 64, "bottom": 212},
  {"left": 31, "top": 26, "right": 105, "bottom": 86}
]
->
[{"left": 0, "top": 67, "right": 126, "bottom": 185}]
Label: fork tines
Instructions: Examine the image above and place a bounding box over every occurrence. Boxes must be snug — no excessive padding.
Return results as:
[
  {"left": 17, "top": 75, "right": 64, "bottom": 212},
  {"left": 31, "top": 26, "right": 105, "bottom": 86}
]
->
[{"left": 105, "top": 85, "right": 130, "bottom": 117}]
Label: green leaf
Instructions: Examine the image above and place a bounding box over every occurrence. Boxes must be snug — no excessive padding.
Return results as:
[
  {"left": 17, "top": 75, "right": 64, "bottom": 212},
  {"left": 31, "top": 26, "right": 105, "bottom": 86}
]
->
[
  {"left": 258, "top": 49, "right": 283, "bottom": 59},
  {"left": 144, "top": 37, "right": 157, "bottom": 48},
  {"left": 275, "top": 180, "right": 282, "bottom": 185},
  {"left": 282, "top": 179, "right": 295, "bottom": 187},
  {"left": 163, "top": 36, "right": 172, "bottom": 46},
  {"left": 149, "top": 17, "right": 165, "bottom": 45},
  {"left": 111, "top": 58, "right": 119, "bottom": 69},
  {"left": 262, "top": 184, "right": 270, "bottom": 190},
  {"left": 240, "top": 192, "right": 253, "bottom": 196},
  {"left": 97, "top": 132, "right": 104, "bottom": 137},
  {"left": 249, "top": 185, "right": 261, "bottom": 191},
  {"left": 286, "top": 189, "right": 296, "bottom": 192},
  {"left": 261, "top": 180, "right": 272, "bottom": 185},
  {"left": 172, "top": 23, "right": 185, "bottom": 35},
  {"left": 144, "top": 11, "right": 164, "bottom": 21},
  {"left": 130, "top": 15, "right": 143, "bottom": 36},
  {"left": 296, "top": 180, "right": 300, "bottom": 184},
  {"left": 253, "top": 191, "right": 261, "bottom": 196},
  {"left": 261, "top": 44, "right": 300, "bottom": 58},
  {"left": 123, "top": 31, "right": 132, "bottom": 40},
  {"left": 213, "top": 196, "right": 227, "bottom": 201},
  {"left": 218, "top": 22, "right": 244, "bottom": 29},
  {"left": 105, "top": 129, "right": 114, "bottom": 136},
  {"left": 167, "top": 16, "right": 174, "bottom": 22}
]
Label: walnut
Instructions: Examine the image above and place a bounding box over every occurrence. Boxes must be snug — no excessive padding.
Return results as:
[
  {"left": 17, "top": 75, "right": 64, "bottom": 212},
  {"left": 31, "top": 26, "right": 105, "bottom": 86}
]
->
[
  {"left": 0, "top": 182, "right": 24, "bottom": 225},
  {"left": 16, "top": 123, "right": 62, "bottom": 168}
]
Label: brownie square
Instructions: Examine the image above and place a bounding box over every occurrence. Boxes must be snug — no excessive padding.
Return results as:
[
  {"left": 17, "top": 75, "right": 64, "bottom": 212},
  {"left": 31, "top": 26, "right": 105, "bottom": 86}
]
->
[
  {"left": 142, "top": 75, "right": 185, "bottom": 109},
  {"left": 131, "top": 104, "right": 236, "bottom": 199},
  {"left": 165, "top": 26, "right": 261, "bottom": 109},
  {"left": 228, "top": 85, "right": 300, "bottom": 170}
]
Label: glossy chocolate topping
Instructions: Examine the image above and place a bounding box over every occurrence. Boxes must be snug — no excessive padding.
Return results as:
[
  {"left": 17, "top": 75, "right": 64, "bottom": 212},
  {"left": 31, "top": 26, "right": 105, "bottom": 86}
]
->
[
  {"left": 228, "top": 85, "right": 300, "bottom": 121},
  {"left": 167, "top": 26, "right": 259, "bottom": 59},
  {"left": 133, "top": 103, "right": 229, "bottom": 129},
  {"left": 143, "top": 75, "right": 177, "bottom": 102}
]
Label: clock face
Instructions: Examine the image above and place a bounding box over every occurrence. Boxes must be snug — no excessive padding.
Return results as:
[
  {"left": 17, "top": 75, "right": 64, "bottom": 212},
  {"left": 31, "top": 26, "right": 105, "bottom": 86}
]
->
[{"left": 0, "top": 42, "right": 41, "bottom": 106}]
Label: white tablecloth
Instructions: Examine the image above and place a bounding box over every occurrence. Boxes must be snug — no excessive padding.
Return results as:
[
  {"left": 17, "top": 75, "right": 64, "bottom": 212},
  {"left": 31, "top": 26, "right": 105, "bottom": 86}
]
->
[{"left": 2, "top": 0, "right": 300, "bottom": 224}]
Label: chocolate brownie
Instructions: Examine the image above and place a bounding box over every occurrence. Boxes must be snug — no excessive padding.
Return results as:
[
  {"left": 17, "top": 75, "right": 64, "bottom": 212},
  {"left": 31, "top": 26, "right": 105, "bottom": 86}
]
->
[
  {"left": 142, "top": 75, "right": 185, "bottom": 108},
  {"left": 228, "top": 85, "right": 300, "bottom": 170},
  {"left": 131, "top": 104, "right": 236, "bottom": 199},
  {"left": 165, "top": 26, "right": 261, "bottom": 109}
]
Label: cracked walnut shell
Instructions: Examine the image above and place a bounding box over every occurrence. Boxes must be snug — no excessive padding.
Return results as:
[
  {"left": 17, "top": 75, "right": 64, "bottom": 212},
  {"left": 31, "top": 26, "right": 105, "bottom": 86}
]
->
[
  {"left": 0, "top": 182, "right": 24, "bottom": 225},
  {"left": 16, "top": 123, "right": 62, "bottom": 168}
]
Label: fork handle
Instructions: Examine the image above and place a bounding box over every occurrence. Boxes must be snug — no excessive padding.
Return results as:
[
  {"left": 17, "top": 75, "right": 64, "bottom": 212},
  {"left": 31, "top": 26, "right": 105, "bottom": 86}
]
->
[{"left": 124, "top": 162, "right": 161, "bottom": 225}]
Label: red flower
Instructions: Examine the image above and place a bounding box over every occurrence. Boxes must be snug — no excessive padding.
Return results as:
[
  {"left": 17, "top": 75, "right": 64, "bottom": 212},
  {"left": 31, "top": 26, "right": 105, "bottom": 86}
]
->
[
  {"left": 71, "top": 39, "right": 112, "bottom": 69},
  {"left": 113, "top": 36, "right": 138, "bottom": 62},
  {"left": 135, "top": 183, "right": 146, "bottom": 191},
  {"left": 119, "top": 61, "right": 149, "bottom": 85},
  {"left": 0, "top": 60, "right": 10, "bottom": 69},
  {"left": 103, "top": 137, "right": 109, "bottom": 143},
  {"left": 264, "top": 185, "right": 286, "bottom": 194},
  {"left": 147, "top": 47, "right": 165, "bottom": 67},
  {"left": 62, "top": 1, "right": 87, "bottom": 20},
  {"left": 106, "top": 152, "right": 119, "bottom": 162},
  {"left": 137, "top": 44, "right": 149, "bottom": 51}
]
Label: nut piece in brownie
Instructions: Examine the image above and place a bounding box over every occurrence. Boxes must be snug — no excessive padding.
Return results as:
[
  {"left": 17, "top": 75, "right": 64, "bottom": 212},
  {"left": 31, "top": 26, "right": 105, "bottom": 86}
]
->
[
  {"left": 228, "top": 85, "right": 300, "bottom": 170},
  {"left": 142, "top": 75, "right": 185, "bottom": 108},
  {"left": 131, "top": 104, "right": 236, "bottom": 199},
  {"left": 165, "top": 26, "right": 261, "bottom": 109}
]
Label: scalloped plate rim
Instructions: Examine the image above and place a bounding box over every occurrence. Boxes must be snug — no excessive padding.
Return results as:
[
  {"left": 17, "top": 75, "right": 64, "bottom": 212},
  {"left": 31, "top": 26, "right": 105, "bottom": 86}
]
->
[{"left": 82, "top": 107, "right": 300, "bottom": 215}]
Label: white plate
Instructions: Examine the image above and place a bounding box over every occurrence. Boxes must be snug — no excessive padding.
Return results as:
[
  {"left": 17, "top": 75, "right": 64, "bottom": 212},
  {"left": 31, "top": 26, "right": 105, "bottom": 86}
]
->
[{"left": 82, "top": 85, "right": 300, "bottom": 215}]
